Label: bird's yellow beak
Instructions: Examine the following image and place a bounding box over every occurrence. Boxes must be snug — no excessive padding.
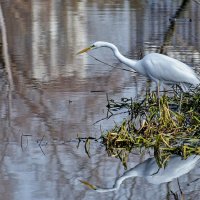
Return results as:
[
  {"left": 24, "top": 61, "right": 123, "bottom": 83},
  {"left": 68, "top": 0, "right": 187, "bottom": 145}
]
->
[{"left": 77, "top": 46, "right": 91, "bottom": 55}]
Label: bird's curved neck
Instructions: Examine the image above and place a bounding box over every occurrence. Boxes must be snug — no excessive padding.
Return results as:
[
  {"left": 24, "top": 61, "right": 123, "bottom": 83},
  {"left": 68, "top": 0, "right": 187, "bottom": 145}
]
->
[
  {"left": 104, "top": 42, "right": 138, "bottom": 71},
  {"left": 95, "top": 169, "right": 139, "bottom": 192}
]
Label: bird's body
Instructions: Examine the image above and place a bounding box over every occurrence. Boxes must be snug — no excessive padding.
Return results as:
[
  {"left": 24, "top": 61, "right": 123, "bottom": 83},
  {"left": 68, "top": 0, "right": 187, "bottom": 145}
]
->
[
  {"left": 77, "top": 41, "right": 200, "bottom": 91},
  {"left": 137, "top": 53, "right": 200, "bottom": 90}
]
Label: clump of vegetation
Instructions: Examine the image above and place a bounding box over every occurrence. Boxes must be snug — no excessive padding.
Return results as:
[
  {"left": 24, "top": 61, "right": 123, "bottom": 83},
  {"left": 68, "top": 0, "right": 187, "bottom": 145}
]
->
[{"left": 102, "top": 87, "right": 200, "bottom": 168}]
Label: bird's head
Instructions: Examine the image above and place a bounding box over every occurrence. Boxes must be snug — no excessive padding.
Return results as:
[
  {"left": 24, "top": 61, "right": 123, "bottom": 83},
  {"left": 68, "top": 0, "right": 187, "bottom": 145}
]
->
[{"left": 77, "top": 41, "right": 107, "bottom": 55}]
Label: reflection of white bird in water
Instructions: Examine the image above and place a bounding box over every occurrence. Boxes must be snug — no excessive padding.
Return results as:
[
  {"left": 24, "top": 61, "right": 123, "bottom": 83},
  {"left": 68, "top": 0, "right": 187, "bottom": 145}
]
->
[
  {"left": 78, "top": 41, "right": 200, "bottom": 93},
  {"left": 80, "top": 155, "right": 200, "bottom": 192}
]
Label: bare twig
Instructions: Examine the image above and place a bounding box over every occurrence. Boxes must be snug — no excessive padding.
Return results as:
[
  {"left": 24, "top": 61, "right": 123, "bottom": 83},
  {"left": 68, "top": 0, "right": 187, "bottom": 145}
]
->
[
  {"left": 37, "top": 135, "right": 46, "bottom": 155},
  {"left": 87, "top": 53, "right": 135, "bottom": 73},
  {"left": 21, "top": 134, "right": 32, "bottom": 151}
]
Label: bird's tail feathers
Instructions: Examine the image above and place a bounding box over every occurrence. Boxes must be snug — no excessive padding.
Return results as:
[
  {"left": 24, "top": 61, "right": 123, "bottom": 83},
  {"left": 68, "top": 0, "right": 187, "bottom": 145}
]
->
[
  {"left": 193, "top": 76, "right": 200, "bottom": 87},
  {"left": 181, "top": 77, "right": 200, "bottom": 92},
  {"left": 180, "top": 83, "right": 189, "bottom": 92}
]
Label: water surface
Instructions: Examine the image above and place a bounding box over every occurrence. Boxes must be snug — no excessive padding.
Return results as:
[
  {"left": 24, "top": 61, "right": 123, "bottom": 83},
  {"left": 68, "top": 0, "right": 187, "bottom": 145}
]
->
[{"left": 0, "top": 0, "right": 200, "bottom": 199}]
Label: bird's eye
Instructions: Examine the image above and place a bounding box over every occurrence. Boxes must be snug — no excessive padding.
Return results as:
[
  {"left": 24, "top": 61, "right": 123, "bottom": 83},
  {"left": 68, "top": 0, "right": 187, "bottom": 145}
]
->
[{"left": 91, "top": 45, "right": 95, "bottom": 48}]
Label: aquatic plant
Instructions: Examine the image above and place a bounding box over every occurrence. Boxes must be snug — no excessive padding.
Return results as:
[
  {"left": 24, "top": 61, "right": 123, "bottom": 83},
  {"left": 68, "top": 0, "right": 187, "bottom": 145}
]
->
[{"left": 102, "top": 88, "right": 200, "bottom": 168}]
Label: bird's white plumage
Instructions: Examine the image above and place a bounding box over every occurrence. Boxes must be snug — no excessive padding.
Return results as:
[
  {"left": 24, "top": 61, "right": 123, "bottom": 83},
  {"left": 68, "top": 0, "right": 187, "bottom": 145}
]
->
[
  {"left": 78, "top": 41, "right": 200, "bottom": 91},
  {"left": 89, "top": 155, "right": 200, "bottom": 192},
  {"left": 140, "top": 53, "right": 199, "bottom": 85}
]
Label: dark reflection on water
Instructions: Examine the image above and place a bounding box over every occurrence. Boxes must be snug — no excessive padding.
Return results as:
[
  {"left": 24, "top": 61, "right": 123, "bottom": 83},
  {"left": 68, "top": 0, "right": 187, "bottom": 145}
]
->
[{"left": 0, "top": 0, "right": 200, "bottom": 199}]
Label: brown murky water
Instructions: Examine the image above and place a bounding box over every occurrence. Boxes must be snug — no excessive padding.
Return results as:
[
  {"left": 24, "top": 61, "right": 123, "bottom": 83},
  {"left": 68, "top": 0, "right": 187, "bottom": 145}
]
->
[{"left": 0, "top": 0, "right": 200, "bottom": 199}]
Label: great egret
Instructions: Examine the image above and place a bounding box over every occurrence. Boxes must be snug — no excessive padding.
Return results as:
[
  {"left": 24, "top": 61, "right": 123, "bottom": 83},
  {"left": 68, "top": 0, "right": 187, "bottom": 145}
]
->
[
  {"left": 77, "top": 41, "right": 200, "bottom": 92},
  {"left": 80, "top": 155, "right": 200, "bottom": 192}
]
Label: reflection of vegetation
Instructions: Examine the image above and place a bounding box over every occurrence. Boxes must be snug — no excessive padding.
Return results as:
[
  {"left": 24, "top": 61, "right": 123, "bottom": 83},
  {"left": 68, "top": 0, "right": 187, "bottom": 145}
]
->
[
  {"left": 160, "top": 0, "right": 190, "bottom": 53},
  {"left": 0, "top": 3, "right": 13, "bottom": 89},
  {"left": 102, "top": 88, "right": 200, "bottom": 169}
]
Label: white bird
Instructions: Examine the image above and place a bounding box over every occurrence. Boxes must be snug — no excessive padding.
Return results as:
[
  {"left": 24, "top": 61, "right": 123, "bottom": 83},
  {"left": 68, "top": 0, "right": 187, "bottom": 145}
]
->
[
  {"left": 80, "top": 155, "right": 200, "bottom": 192},
  {"left": 77, "top": 41, "right": 200, "bottom": 93}
]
